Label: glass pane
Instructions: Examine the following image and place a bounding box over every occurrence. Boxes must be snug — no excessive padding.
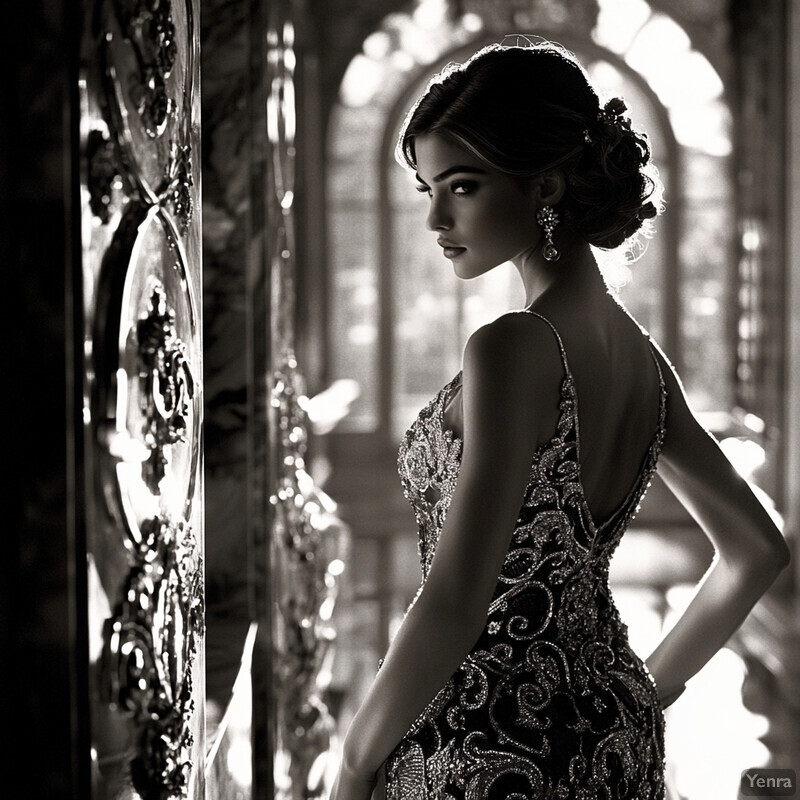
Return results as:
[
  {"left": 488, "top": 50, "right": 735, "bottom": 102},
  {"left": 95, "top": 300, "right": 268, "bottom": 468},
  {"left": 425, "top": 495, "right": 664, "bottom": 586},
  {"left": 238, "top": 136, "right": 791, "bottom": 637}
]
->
[
  {"left": 329, "top": 207, "right": 381, "bottom": 430},
  {"left": 327, "top": 102, "right": 384, "bottom": 431},
  {"left": 679, "top": 151, "right": 734, "bottom": 411}
]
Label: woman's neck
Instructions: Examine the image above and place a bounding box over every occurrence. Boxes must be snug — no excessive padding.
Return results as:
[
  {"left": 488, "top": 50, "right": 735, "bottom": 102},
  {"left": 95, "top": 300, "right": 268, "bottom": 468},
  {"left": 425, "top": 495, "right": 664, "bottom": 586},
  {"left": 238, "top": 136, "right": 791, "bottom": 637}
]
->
[{"left": 516, "top": 240, "right": 601, "bottom": 310}]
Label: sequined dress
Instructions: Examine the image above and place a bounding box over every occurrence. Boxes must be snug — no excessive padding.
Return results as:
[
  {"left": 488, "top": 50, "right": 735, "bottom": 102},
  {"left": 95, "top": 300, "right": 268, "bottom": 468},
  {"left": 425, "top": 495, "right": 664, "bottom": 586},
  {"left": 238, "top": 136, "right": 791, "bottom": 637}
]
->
[{"left": 385, "top": 311, "right": 667, "bottom": 800}]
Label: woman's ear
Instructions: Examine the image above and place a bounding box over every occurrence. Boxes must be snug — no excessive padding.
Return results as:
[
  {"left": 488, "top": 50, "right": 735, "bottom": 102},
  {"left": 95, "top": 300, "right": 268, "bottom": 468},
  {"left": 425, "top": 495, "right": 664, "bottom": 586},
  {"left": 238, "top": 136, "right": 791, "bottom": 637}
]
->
[{"left": 532, "top": 171, "right": 566, "bottom": 206}]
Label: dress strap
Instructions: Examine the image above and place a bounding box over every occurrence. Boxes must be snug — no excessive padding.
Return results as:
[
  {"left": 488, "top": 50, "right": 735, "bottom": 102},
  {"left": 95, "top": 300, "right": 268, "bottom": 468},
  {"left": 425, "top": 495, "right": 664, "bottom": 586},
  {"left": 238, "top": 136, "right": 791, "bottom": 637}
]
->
[
  {"left": 524, "top": 308, "right": 666, "bottom": 405},
  {"left": 645, "top": 338, "right": 668, "bottom": 442},
  {"left": 520, "top": 309, "right": 574, "bottom": 381},
  {"left": 646, "top": 339, "right": 666, "bottom": 391}
]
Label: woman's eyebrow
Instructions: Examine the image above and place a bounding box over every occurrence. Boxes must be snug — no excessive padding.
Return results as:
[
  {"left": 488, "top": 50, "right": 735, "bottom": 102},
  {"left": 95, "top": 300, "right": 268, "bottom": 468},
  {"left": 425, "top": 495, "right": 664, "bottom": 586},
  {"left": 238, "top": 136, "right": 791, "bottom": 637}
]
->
[{"left": 415, "top": 165, "right": 488, "bottom": 184}]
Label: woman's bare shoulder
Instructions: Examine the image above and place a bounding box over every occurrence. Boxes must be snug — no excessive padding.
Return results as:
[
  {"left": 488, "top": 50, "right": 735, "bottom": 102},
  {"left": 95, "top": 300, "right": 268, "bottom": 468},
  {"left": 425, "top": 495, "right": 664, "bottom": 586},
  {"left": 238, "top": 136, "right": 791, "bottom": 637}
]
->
[
  {"left": 460, "top": 312, "right": 566, "bottom": 443},
  {"left": 464, "top": 310, "right": 565, "bottom": 372}
]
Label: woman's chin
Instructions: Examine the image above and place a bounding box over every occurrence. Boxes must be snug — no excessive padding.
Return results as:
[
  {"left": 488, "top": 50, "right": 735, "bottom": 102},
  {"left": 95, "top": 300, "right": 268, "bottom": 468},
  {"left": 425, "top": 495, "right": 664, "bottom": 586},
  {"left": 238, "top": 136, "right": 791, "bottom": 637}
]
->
[{"left": 452, "top": 259, "right": 496, "bottom": 281}]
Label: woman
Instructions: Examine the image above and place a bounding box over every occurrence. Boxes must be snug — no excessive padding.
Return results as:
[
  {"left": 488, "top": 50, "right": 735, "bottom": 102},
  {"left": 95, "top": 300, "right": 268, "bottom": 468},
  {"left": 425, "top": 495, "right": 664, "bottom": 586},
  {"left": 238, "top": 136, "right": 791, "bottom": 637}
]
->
[{"left": 330, "top": 42, "right": 790, "bottom": 800}]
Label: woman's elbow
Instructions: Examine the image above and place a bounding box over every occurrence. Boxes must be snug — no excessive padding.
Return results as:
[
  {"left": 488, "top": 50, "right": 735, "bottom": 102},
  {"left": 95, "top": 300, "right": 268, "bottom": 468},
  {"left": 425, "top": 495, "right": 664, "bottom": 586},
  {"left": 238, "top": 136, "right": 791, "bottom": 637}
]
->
[
  {"left": 725, "top": 535, "right": 791, "bottom": 582},
  {"left": 771, "top": 538, "right": 792, "bottom": 570},
  {"left": 754, "top": 528, "right": 791, "bottom": 571}
]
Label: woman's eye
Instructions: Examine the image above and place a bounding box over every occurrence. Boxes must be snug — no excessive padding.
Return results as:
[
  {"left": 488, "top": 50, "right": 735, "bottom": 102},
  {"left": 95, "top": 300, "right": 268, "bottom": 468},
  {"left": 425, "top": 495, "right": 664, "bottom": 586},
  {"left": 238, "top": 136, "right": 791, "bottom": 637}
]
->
[
  {"left": 451, "top": 181, "right": 476, "bottom": 196},
  {"left": 415, "top": 181, "right": 476, "bottom": 197}
]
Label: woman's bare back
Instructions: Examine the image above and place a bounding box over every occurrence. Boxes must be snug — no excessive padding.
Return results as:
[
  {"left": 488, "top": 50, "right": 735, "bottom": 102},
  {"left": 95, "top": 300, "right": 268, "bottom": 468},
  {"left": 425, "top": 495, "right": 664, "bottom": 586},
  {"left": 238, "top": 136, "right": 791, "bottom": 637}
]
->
[{"left": 443, "top": 290, "right": 663, "bottom": 526}]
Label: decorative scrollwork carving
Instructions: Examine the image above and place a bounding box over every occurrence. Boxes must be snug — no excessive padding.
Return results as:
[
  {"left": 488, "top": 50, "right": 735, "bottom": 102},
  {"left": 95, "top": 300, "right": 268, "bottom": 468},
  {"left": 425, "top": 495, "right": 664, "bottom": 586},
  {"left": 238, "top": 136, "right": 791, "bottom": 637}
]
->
[
  {"left": 96, "top": 0, "right": 195, "bottom": 215},
  {"left": 86, "top": 0, "right": 202, "bottom": 794},
  {"left": 87, "top": 128, "right": 121, "bottom": 224},
  {"left": 102, "top": 515, "right": 204, "bottom": 800},
  {"left": 112, "top": 0, "right": 178, "bottom": 137},
  {"left": 92, "top": 198, "right": 202, "bottom": 796},
  {"left": 166, "top": 141, "right": 194, "bottom": 231},
  {"left": 271, "top": 356, "right": 347, "bottom": 799},
  {"left": 264, "top": 10, "right": 348, "bottom": 796},
  {"left": 101, "top": 275, "right": 201, "bottom": 792},
  {"left": 137, "top": 284, "right": 195, "bottom": 494}
]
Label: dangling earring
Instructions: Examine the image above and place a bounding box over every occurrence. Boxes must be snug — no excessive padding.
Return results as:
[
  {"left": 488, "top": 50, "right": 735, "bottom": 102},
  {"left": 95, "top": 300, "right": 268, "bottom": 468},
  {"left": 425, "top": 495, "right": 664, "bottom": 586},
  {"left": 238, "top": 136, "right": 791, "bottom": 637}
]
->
[{"left": 536, "top": 206, "right": 560, "bottom": 262}]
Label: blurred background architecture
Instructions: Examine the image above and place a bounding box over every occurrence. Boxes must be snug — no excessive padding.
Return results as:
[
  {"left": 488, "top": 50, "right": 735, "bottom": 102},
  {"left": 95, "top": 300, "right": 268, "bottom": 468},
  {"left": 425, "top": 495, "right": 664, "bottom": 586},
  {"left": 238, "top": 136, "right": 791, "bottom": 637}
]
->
[{"left": 3, "top": 0, "right": 799, "bottom": 798}]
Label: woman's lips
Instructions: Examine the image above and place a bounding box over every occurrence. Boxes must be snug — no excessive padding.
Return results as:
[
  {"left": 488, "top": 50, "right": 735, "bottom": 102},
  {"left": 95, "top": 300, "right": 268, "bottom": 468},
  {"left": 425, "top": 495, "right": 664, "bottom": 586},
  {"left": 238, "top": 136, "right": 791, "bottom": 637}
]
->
[
  {"left": 439, "top": 241, "right": 466, "bottom": 259},
  {"left": 443, "top": 246, "right": 466, "bottom": 259}
]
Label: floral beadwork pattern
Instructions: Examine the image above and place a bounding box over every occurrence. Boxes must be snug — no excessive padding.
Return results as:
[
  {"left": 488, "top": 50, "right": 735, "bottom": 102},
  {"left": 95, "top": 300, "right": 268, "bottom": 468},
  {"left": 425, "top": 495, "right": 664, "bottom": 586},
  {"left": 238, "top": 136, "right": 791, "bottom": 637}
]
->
[
  {"left": 397, "top": 371, "right": 463, "bottom": 581},
  {"left": 389, "top": 311, "right": 668, "bottom": 800}
]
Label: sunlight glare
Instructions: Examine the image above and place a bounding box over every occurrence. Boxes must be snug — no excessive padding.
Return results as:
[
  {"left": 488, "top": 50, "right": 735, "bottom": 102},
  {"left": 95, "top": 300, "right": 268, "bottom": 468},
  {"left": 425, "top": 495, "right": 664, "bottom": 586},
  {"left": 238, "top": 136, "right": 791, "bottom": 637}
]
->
[
  {"left": 626, "top": 13, "right": 691, "bottom": 70},
  {"left": 461, "top": 12, "right": 484, "bottom": 33},
  {"left": 399, "top": 29, "right": 441, "bottom": 65},
  {"left": 597, "top": 253, "right": 633, "bottom": 291},
  {"left": 669, "top": 101, "right": 732, "bottom": 156},
  {"left": 339, "top": 54, "right": 385, "bottom": 107},
  {"left": 413, "top": 0, "right": 448, "bottom": 29},
  {"left": 227, "top": 732, "right": 253, "bottom": 789},
  {"left": 391, "top": 50, "right": 416, "bottom": 72},
  {"left": 593, "top": 0, "right": 652, "bottom": 55},
  {"left": 666, "top": 647, "right": 771, "bottom": 800},
  {"left": 363, "top": 31, "right": 392, "bottom": 61},
  {"left": 611, "top": 586, "right": 664, "bottom": 657},
  {"left": 589, "top": 60, "right": 625, "bottom": 94},
  {"left": 720, "top": 437, "right": 767, "bottom": 479},
  {"left": 621, "top": 12, "right": 730, "bottom": 156}
]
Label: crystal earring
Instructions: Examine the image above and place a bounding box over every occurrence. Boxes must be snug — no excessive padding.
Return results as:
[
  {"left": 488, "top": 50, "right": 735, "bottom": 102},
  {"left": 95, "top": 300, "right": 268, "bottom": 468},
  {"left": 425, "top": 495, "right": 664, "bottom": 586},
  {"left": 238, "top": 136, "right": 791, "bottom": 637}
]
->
[{"left": 536, "top": 206, "right": 560, "bottom": 262}]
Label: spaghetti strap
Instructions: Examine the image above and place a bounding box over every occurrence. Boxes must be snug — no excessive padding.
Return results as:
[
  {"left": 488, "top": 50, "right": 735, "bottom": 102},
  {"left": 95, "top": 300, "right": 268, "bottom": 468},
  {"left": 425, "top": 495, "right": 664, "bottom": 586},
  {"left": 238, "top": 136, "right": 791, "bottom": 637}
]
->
[
  {"left": 646, "top": 338, "right": 667, "bottom": 392},
  {"left": 519, "top": 309, "right": 574, "bottom": 381},
  {"left": 523, "top": 307, "right": 666, "bottom": 416}
]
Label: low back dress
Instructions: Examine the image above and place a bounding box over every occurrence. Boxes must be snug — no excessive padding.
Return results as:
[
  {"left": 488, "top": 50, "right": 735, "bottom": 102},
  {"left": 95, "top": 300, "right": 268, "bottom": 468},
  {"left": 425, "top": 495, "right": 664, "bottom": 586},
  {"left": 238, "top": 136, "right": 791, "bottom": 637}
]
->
[{"left": 384, "top": 310, "right": 667, "bottom": 800}]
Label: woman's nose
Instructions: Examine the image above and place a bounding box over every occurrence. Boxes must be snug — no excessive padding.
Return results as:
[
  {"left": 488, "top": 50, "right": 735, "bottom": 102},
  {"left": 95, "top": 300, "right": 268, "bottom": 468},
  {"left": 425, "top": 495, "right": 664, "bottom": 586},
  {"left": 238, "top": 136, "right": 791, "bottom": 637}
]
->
[{"left": 426, "top": 196, "right": 452, "bottom": 231}]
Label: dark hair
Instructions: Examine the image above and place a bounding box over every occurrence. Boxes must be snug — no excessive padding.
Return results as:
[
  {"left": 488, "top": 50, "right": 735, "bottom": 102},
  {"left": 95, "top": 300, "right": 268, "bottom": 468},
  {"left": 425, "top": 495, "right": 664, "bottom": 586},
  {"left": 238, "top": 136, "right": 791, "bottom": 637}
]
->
[{"left": 397, "top": 42, "right": 662, "bottom": 251}]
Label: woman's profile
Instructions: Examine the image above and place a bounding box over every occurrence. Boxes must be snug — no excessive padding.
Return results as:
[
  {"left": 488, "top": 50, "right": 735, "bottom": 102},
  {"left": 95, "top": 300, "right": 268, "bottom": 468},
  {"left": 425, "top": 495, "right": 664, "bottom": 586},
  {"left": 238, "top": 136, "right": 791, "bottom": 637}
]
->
[{"left": 330, "top": 41, "right": 790, "bottom": 800}]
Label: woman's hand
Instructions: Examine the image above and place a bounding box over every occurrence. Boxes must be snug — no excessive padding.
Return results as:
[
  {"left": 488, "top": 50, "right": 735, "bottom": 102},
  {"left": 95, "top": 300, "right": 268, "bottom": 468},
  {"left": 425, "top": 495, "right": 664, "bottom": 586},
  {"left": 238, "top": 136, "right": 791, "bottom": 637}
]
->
[{"left": 329, "top": 762, "right": 378, "bottom": 800}]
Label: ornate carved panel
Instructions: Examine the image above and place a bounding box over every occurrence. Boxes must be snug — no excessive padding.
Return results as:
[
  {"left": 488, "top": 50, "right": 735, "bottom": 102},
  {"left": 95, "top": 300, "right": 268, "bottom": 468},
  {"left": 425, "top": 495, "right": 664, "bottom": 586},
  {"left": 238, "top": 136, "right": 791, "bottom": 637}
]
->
[
  {"left": 263, "top": 4, "right": 348, "bottom": 798},
  {"left": 80, "top": 0, "right": 204, "bottom": 797}
]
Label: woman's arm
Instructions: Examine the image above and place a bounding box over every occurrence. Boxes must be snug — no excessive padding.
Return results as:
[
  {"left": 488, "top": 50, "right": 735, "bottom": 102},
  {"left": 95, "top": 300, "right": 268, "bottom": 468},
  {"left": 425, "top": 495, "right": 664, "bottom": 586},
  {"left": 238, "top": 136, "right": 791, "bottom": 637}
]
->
[
  {"left": 331, "top": 316, "right": 563, "bottom": 797},
  {"left": 645, "top": 346, "right": 791, "bottom": 705}
]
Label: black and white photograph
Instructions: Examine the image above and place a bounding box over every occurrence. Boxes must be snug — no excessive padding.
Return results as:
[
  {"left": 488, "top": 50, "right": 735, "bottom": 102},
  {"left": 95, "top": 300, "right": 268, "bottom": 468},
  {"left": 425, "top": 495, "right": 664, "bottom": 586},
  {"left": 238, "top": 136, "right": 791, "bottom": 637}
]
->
[{"left": 3, "top": 1, "right": 798, "bottom": 799}]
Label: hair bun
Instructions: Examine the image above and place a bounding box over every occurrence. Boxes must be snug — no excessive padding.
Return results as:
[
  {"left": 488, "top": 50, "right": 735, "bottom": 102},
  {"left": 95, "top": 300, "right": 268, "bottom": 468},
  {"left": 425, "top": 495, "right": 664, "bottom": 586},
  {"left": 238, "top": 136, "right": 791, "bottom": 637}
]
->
[{"left": 568, "top": 98, "right": 662, "bottom": 250}]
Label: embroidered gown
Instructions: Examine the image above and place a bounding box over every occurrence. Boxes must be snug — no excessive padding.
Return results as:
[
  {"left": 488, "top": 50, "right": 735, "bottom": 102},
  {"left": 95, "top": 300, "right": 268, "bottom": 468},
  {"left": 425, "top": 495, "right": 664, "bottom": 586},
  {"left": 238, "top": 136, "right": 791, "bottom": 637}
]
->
[{"left": 385, "top": 311, "right": 667, "bottom": 800}]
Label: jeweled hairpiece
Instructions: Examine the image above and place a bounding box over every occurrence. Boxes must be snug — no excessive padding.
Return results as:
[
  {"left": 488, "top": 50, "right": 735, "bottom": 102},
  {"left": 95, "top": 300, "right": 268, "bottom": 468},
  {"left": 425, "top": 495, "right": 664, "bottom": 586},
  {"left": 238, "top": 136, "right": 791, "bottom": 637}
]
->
[{"left": 597, "top": 97, "right": 628, "bottom": 127}]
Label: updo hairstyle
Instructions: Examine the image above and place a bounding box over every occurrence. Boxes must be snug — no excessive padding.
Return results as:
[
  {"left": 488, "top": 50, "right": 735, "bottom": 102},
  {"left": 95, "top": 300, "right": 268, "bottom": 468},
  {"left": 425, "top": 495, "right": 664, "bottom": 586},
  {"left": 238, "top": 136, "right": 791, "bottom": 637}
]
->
[{"left": 397, "top": 43, "right": 662, "bottom": 251}]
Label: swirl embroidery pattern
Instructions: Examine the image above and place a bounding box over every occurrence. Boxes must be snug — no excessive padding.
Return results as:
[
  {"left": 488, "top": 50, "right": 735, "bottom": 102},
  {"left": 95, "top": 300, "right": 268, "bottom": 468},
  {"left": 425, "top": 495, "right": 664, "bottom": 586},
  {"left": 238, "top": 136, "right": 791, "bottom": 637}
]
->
[{"left": 388, "top": 312, "right": 667, "bottom": 800}]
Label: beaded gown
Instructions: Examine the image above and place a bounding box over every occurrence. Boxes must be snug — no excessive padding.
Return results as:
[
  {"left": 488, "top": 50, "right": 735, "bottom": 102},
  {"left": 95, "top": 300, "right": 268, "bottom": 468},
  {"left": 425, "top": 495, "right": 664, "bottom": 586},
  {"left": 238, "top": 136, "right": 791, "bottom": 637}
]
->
[{"left": 384, "top": 311, "right": 667, "bottom": 800}]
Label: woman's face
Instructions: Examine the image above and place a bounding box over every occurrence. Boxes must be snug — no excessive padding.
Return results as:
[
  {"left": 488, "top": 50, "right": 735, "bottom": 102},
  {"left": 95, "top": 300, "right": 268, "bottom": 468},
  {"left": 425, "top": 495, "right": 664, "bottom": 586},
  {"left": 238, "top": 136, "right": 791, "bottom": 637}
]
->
[{"left": 413, "top": 134, "right": 541, "bottom": 279}]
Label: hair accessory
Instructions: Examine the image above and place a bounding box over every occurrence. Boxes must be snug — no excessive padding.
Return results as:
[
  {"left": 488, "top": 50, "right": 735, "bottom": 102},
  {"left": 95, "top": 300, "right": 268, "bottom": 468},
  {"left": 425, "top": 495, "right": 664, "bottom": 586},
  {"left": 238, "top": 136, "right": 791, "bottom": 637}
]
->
[
  {"left": 597, "top": 97, "right": 628, "bottom": 128},
  {"left": 536, "top": 206, "right": 560, "bottom": 262},
  {"left": 583, "top": 129, "right": 593, "bottom": 145}
]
